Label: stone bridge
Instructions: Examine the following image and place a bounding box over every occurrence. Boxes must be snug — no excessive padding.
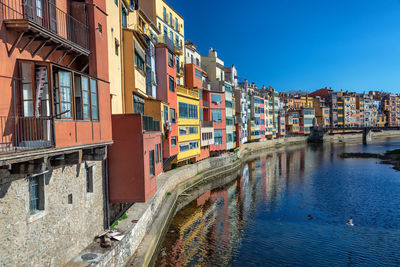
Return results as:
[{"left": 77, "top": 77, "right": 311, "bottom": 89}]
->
[{"left": 308, "top": 126, "right": 400, "bottom": 144}]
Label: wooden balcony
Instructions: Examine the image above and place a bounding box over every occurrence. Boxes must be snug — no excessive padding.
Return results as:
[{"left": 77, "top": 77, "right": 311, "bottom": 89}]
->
[{"left": 0, "top": 0, "right": 90, "bottom": 57}]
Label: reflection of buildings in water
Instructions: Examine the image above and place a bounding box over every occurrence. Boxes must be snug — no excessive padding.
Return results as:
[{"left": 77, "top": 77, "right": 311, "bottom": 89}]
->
[
  {"left": 240, "top": 164, "right": 252, "bottom": 218},
  {"left": 168, "top": 192, "right": 218, "bottom": 266}
]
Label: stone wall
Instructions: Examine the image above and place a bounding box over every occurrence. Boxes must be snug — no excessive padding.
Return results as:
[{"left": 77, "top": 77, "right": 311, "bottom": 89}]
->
[{"left": 0, "top": 160, "right": 105, "bottom": 267}]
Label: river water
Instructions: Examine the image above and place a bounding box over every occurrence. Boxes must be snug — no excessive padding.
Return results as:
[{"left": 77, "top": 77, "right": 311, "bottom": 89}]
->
[{"left": 155, "top": 138, "right": 400, "bottom": 267}]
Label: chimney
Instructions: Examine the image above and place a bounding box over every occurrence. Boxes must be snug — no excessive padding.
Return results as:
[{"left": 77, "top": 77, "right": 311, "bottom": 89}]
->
[{"left": 209, "top": 48, "right": 217, "bottom": 58}]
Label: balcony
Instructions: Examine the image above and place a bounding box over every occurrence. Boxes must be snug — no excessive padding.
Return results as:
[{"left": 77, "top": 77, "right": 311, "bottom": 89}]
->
[
  {"left": 158, "top": 34, "right": 182, "bottom": 55},
  {"left": 1, "top": 0, "right": 90, "bottom": 56},
  {"left": 176, "top": 63, "right": 184, "bottom": 78},
  {"left": 177, "top": 87, "right": 199, "bottom": 99},
  {"left": 0, "top": 116, "right": 53, "bottom": 155},
  {"left": 174, "top": 42, "right": 183, "bottom": 55},
  {"left": 209, "top": 80, "right": 225, "bottom": 92}
]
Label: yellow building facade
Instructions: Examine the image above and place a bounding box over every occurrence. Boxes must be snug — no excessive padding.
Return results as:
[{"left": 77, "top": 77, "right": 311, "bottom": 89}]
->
[
  {"left": 141, "top": 0, "right": 185, "bottom": 85},
  {"left": 106, "top": 0, "right": 124, "bottom": 114},
  {"left": 177, "top": 87, "right": 200, "bottom": 162}
]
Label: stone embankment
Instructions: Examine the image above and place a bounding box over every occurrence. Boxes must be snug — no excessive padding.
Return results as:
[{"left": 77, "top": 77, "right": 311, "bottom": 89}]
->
[{"left": 67, "top": 130, "right": 400, "bottom": 267}]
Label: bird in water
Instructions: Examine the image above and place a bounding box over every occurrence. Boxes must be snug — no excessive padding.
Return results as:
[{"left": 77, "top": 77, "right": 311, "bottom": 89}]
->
[
  {"left": 347, "top": 217, "right": 354, "bottom": 226},
  {"left": 307, "top": 214, "right": 313, "bottom": 220}
]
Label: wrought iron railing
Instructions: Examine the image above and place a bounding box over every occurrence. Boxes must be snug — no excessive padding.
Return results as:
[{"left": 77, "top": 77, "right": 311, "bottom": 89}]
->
[
  {"left": 0, "top": 116, "right": 53, "bottom": 154},
  {"left": 0, "top": 0, "right": 89, "bottom": 50}
]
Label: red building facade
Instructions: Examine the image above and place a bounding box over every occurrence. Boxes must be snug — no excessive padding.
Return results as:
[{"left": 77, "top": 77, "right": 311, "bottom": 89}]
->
[{"left": 156, "top": 44, "right": 179, "bottom": 162}]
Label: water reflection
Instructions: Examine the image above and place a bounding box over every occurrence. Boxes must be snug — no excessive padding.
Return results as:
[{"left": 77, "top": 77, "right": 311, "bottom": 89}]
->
[{"left": 156, "top": 138, "right": 400, "bottom": 266}]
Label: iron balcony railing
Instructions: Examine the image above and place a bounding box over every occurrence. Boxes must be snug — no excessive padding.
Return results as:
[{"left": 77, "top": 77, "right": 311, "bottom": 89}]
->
[
  {"left": 158, "top": 34, "right": 175, "bottom": 53},
  {"left": 142, "top": 116, "right": 160, "bottom": 132},
  {"left": 0, "top": 0, "right": 89, "bottom": 50},
  {"left": 0, "top": 116, "right": 53, "bottom": 154}
]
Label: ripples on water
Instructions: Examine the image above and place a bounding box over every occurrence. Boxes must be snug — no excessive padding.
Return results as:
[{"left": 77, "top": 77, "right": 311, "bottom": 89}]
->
[{"left": 155, "top": 138, "right": 400, "bottom": 267}]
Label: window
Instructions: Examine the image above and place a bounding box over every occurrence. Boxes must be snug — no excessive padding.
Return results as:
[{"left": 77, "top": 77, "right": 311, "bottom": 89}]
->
[
  {"left": 169, "top": 76, "right": 175, "bottom": 92},
  {"left": 29, "top": 174, "right": 45, "bottom": 212},
  {"left": 180, "top": 143, "right": 189, "bottom": 152},
  {"left": 36, "top": 0, "right": 43, "bottom": 18},
  {"left": 21, "top": 62, "right": 34, "bottom": 117},
  {"left": 54, "top": 70, "right": 72, "bottom": 118},
  {"left": 175, "top": 17, "right": 178, "bottom": 29},
  {"left": 168, "top": 51, "right": 174, "bottom": 67},
  {"left": 171, "top": 136, "right": 177, "bottom": 146},
  {"left": 169, "top": 12, "right": 172, "bottom": 25},
  {"left": 133, "top": 94, "right": 145, "bottom": 115},
  {"left": 179, "top": 127, "right": 187, "bottom": 135},
  {"left": 86, "top": 166, "right": 93, "bottom": 193},
  {"left": 163, "top": 6, "right": 166, "bottom": 20},
  {"left": 179, "top": 102, "right": 188, "bottom": 118},
  {"left": 170, "top": 108, "right": 176, "bottom": 123},
  {"left": 90, "top": 79, "right": 98, "bottom": 120},
  {"left": 189, "top": 127, "right": 198, "bottom": 134},
  {"left": 179, "top": 103, "right": 198, "bottom": 119},
  {"left": 190, "top": 141, "right": 198, "bottom": 150},
  {"left": 195, "top": 69, "right": 202, "bottom": 80},
  {"left": 214, "top": 129, "right": 223, "bottom": 145},
  {"left": 227, "top": 134, "right": 233, "bottom": 142},
  {"left": 114, "top": 0, "right": 118, "bottom": 6},
  {"left": 149, "top": 150, "right": 155, "bottom": 176},
  {"left": 169, "top": 30, "right": 173, "bottom": 42},
  {"left": 212, "top": 94, "right": 221, "bottom": 104},
  {"left": 164, "top": 105, "right": 169, "bottom": 122},
  {"left": 196, "top": 58, "right": 200, "bottom": 66},
  {"left": 188, "top": 105, "right": 198, "bottom": 119},
  {"left": 122, "top": 8, "right": 127, "bottom": 28},
  {"left": 212, "top": 109, "right": 222, "bottom": 122},
  {"left": 155, "top": 144, "right": 159, "bottom": 163},
  {"left": 176, "top": 56, "right": 180, "bottom": 73},
  {"left": 135, "top": 51, "right": 145, "bottom": 72}
]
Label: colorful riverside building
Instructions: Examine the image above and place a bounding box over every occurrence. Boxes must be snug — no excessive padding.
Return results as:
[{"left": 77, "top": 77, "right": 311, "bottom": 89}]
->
[
  {"left": 310, "top": 88, "right": 340, "bottom": 127},
  {"left": 0, "top": 0, "right": 112, "bottom": 265},
  {"left": 225, "top": 65, "right": 240, "bottom": 148},
  {"left": 107, "top": 3, "right": 163, "bottom": 206},
  {"left": 141, "top": 0, "right": 185, "bottom": 85},
  {"left": 313, "top": 97, "right": 331, "bottom": 127},
  {"left": 202, "top": 48, "right": 227, "bottom": 153},
  {"left": 176, "top": 86, "right": 201, "bottom": 163},
  {"left": 184, "top": 41, "right": 214, "bottom": 161},
  {"left": 202, "top": 48, "right": 235, "bottom": 150},
  {"left": 383, "top": 94, "right": 400, "bottom": 126}
]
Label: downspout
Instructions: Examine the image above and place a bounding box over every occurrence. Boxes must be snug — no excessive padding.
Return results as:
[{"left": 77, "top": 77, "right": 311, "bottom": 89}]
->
[{"left": 119, "top": 0, "right": 126, "bottom": 113}]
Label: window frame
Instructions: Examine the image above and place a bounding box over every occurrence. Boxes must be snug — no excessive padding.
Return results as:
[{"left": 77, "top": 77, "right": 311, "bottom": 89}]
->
[
  {"left": 29, "top": 173, "right": 45, "bottom": 213},
  {"left": 149, "top": 150, "right": 155, "bottom": 177},
  {"left": 86, "top": 165, "right": 94, "bottom": 193},
  {"left": 169, "top": 75, "right": 175, "bottom": 92}
]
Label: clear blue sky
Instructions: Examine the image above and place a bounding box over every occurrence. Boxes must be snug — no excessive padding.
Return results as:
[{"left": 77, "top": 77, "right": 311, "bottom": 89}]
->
[{"left": 168, "top": 0, "right": 400, "bottom": 93}]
